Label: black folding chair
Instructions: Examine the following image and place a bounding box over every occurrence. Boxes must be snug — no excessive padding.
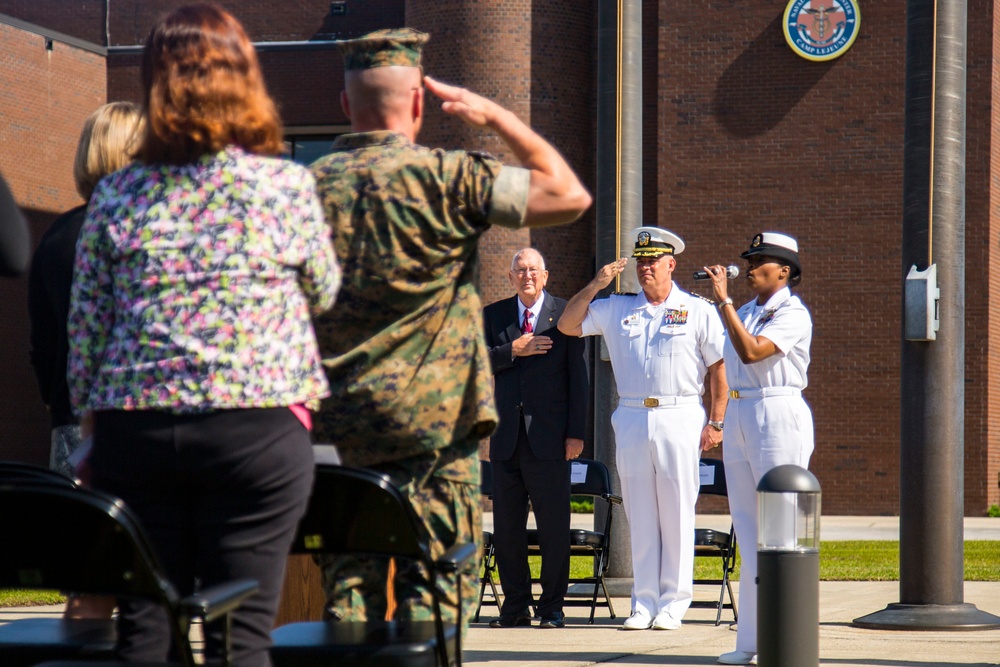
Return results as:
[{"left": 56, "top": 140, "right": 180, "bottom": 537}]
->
[
  {"left": 525, "top": 458, "right": 622, "bottom": 623},
  {"left": 474, "top": 459, "right": 501, "bottom": 622},
  {"left": 0, "top": 482, "right": 258, "bottom": 667},
  {"left": 269, "top": 464, "right": 478, "bottom": 667},
  {"left": 0, "top": 461, "right": 115, "bottom": 663},
  {"left": 692, "top": 457, "right": 739, "bottom": 625},
  {"left": 0, "top": 460, "right": 78, "bottom": 488}
]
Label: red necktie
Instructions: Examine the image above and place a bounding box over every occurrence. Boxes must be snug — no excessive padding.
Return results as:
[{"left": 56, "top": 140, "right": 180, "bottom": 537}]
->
[{"left": 522, "top": 309, "right": 533, "bottom": 333}]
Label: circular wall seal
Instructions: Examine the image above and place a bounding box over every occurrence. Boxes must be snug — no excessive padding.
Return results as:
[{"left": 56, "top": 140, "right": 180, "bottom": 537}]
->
[{"left": 783, "top": 0, "right": 860, "bottom": 62}]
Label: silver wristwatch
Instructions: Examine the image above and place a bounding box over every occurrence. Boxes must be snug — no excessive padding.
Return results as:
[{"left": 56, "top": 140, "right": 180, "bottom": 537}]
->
[{"left": 708, "top": 420, "right": 724, "bottom": 431}]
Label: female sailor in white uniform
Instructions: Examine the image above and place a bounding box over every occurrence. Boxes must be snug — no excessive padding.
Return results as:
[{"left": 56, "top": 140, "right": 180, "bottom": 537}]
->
[{"left": 703, "top": 232, "right": 814, "bottom": 666}]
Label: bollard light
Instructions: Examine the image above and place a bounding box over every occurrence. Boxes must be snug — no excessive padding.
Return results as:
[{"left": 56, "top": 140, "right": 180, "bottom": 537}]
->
[{"left": 757, "top": 464, "right": 820, "bottom": 667}]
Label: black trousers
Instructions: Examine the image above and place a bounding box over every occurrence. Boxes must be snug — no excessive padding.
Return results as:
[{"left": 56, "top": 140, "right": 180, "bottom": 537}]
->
[
  {"left": 91, "top": 408, "right": 314, "bottom": 667},
  {"left": 490, "top": 418, "right": 571, "bottom": 617}
]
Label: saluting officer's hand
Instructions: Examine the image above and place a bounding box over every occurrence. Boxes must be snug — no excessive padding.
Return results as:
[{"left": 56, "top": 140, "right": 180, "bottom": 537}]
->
[
  {"left": 424, "top": 76, "right": 495, "bottom": 127},
  {"left": 512, "top": 333, "right": 552, "bottom": 357},
  {"left": 593, "top": 257, "right": 629, "bottom": 289}
]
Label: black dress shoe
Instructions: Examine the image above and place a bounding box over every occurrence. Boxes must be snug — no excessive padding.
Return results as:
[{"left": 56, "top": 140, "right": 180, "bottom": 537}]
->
[
  {"left": 489, "top": 608, "right": 532, "bottom": 628},
  {"left": 538, "top": 611, "right": 565, "bottom": 629}
]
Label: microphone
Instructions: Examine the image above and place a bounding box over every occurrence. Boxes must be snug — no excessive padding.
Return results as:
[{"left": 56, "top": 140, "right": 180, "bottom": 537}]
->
[{"left": 693, "top": 265, "right": 739, "bottom": 281}]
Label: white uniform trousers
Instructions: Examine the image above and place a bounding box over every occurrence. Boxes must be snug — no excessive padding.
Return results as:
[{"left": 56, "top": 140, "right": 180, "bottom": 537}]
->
[
  {"left": 724, "top": 394, "right": 814, "bottom": 653},
  {"left": 612, "top": 404, "right": 704, "bottom": 620}
]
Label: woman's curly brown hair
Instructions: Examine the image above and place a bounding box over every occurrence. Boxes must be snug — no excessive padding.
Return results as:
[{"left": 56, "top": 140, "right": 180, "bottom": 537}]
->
[{"left": 138, "top": 3, "right": 284, "bottom": 164}]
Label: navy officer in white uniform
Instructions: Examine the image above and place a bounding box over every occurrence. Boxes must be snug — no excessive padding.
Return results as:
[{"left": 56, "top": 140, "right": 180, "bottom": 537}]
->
[
  {"left": 559, "top": 226, "right": 728, "bottom": 631},
  {"left": 703, "top": 232, "right": 814, "bottom": 666}
]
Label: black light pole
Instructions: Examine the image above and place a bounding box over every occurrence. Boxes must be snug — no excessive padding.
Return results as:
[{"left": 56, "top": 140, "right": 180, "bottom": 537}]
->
[
  {"left": 593, "top": 0, "right": 641, "bottom": 590},
  {"left": 854, "top": 0, "right": 1000, "bottom": 630}
]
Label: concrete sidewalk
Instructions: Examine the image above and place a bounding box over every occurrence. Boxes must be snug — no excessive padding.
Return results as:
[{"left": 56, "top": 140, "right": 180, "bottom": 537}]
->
[
  {"left": 2, "top": 585, "right": 999, "bottom": 665},
  {"left": 466, "top": 581, "right": 1000, "bottom": 666},
  {"left": 471, "top": 514, "right": 1000, "bottom": 665}
]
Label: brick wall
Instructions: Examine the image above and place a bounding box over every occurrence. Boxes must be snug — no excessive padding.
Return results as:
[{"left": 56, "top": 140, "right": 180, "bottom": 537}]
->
[
  {"left": 0, "top": 0, "right": 106, "bottom": 44},
  {"left": 980, "top": 1, "right": 1000, "bottom": 514},
  {"left": 0, "top": 22, "right": 107, "bottom": 464},
  {"left": 0, "top": 0, "right": 404, "bottom": 46},
  {"left": 407, "top": 0, "right": 533, "bottom": 308},
  {"left": 653, "top": 3, "right": 906, "bottom": 515},
  {"left": 103, "top": 0, "right": 403, "bottom": 45},
  {"left": 652, "top": 1, "right": 998, "bottom": 514},
  {"left": 106, "top": 50, "right": 349, "bottom": 128},
  {"left": 405, "top": 0, "right": 595, "bottom": 308}
]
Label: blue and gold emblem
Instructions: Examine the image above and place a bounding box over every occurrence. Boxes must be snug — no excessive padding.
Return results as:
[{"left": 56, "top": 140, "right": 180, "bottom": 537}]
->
[{"left": 783, "top": 0, "right": 860, "bottom": 62}]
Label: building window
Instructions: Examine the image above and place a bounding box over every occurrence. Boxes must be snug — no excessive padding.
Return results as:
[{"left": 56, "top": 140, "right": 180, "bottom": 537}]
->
[{"left": 285, "top": 126, "right": 349, "bottom": 165}]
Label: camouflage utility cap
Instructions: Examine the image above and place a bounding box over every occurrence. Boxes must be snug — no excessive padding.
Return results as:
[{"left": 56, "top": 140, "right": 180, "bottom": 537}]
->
[{"left": 338, "top": 27, "right": 429, "bottom": 70}]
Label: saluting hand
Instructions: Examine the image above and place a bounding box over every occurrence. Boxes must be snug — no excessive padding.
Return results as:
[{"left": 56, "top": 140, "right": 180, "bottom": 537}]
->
[
  {"left": 592, "top": 257, "right": 629, "bottom": 289},
  {"left": 512, "top": 333, "right": 552, "bottom": 357},
  {"left": 424, "top": 76, "right": 496, "bottom": 127}
]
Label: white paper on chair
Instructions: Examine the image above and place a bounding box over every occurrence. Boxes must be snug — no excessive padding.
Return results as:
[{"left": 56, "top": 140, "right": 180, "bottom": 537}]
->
[
  {"left": 699, "top": 463, "right": 715, "bottom": 486},
  {"left": 571, "top": 461, "right": 587, "bottom": 484}
]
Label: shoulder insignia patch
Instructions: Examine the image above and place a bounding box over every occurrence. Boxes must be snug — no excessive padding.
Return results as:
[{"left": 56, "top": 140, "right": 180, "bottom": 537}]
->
[{"left": 694, "top": 293, "right": 715, "bottom": 305}]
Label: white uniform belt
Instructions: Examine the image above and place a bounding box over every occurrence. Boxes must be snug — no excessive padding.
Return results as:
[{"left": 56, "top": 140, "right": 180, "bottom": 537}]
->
[
  {"left": 728, "top": 387, "right": 802, "bottom": 399},
  {"left": 619, "top": 395, "right": 701, "bottom": 408}
]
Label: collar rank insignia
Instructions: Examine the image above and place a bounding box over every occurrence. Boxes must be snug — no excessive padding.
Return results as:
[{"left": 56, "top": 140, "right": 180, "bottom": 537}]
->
[{"left": 664, "top": 309, "right": 689, "bottom": 326}]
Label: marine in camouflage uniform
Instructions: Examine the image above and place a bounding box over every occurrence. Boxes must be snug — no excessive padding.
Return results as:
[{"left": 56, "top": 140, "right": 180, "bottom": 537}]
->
[{"left": 311, "top": 27, "right": 592, "bottom": 630}]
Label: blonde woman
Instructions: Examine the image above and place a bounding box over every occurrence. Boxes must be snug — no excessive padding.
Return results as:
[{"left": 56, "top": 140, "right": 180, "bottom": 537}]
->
[{"left": 28, "top": 101, "right": 143, "bottom": 477}]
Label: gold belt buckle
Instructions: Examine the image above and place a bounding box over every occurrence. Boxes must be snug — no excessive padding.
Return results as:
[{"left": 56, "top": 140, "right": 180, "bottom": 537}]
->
[
  {"left": 643, "top": 397, "right": 659, "bottom": 408},
  {"left": 729, "top": 390, "right": 740, "bottom": 399}
]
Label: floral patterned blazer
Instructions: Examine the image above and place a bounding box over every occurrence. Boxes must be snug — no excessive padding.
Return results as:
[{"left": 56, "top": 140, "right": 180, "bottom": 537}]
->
[{"left": 68, "top": 146, "right": 340, "bottom": 415}]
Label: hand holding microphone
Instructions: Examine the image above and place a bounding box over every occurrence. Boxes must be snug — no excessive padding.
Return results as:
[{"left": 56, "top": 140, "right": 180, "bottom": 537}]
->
[{"left": 693, "top": 265, "right": 739, "bottom": 281}]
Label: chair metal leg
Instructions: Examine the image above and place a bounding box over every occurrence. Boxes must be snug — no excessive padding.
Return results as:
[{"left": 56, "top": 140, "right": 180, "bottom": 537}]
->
[
  {"left": 474, "top": 577, "right": 487, "bottom": 622},
  {"left": 600, "top": 576, "right": 617, "bottom": 620},
  {"left": 715, "top": 576, "right": 725, "bottom": 626},
  {"left": 454, "top": 572, "right": 464, "bottom": 667},
  {"left": 475, "top": 541, "right": 502, "bottom": 622},
  {"left": 475, "top": 577, "right": 502, "bottom": 622},
  {"left": 725, "top": 572, "right": 738, "bottom": 623},
  {"left": 717, "top": 548, "right": 738, "bottom": 625}
]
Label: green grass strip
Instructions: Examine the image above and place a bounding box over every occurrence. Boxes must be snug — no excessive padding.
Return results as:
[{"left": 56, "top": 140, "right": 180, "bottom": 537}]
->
[
  {"left": 4, "top": 541, "right": 998, "bottom": 608},
  {"left": 514, "top": 541, "right": 1000, "bottom": 583},
  {"left": 0, "top": 589, "right": 65, "bottom": 607}
]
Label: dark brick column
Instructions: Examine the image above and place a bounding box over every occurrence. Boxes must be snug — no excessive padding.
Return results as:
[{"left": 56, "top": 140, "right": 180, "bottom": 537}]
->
[{"left": 406, "top": 0, "right": 595, "bottom": 307}]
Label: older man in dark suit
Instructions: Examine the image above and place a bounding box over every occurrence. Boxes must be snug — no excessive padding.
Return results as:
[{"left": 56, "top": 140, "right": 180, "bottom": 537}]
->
[{"left": 482, "top": 247, "right": 589, "bottom": 629}]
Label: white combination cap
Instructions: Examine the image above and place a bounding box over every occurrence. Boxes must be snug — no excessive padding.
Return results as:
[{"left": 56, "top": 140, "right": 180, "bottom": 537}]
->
[{"left": 632, "top": 226, "right": 685, "bottom": 257}]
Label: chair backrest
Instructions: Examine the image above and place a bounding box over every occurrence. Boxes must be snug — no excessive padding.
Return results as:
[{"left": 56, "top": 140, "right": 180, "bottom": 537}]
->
[
  {"left": 569, "top": 458, "right": 614, "bottom": 498},
  {"left": 0, "top": 484, "right": 175, "bottom": 603},
  {"left": 698, "top": 458, "right": 728, "bottom": 497},
  {"left": 479, "top": 459, "right": 493, "bottom": 498},
  {"left": 0, "top": 483, "right": 237, "bottom": 666},
  {"left": 0, "top": 461, "right": 78, "bottom": 488},
  {"left": 289, "top": 465, "right": 429, "bottom": 566}
]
